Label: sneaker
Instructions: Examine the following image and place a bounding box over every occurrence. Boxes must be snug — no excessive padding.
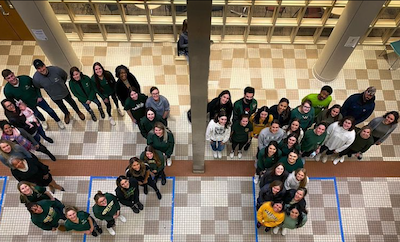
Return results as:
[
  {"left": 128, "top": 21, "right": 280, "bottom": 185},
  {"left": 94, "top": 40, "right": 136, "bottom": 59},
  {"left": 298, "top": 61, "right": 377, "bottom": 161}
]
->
[
  {"left": 106, "top": 227, "right": 116, "bottom": 236},
  {"left": 57, "top": 121, "right": 65, "bottom": 129},
  {"left": 238, "top": 151, "right": 242, "bottom": 159},
  {"left": 357, "top": 153, "right": 363, "bottom": 160},
  {"left": 167, "top": 158, "right": 172, "bottom": 166},
  {"left": 272, "top": 226, "right": 280, "bottom": 234},
  {"left": 77, "top": 111, "right": 86, "bottom": 120},
  {"left": 131, "top": 205, "right": 139, "bottom": 214},
  {"left": 315, "top": 153, "right": 321, "bottom": 162},
  {"left": 64, "top": 113, "right": 71, "bottom": 124},
  {"left": 118, "top": 214, "right": 126, "bottom": 223},
  {"left": 136, "top": 201, "right": 144, "bottom": 210},
  {"left": 217, "top": 151, "right": 222, "bottom": 159},
  {"left": 213, "top": 151, "right": 218, "bottom": 159},
  {"left": 96, "top": 227, "right": 103, "bottom": 234},
  {"left": 264, "top": 227, "right": 271, "bottom": 233},
  {"left": 230, "top": 150, "right": 234, "bottom": 158},
  {"left": 44, "top": 137, "right": 54, "bottom": 143},
  {"left": 281, "top": 228, "right": 287, "bottom": 236},
  {"left": 41, "top": 120, "right": 48, "bottom": 130},
  {"left": 309, "top": 151, "right": 316, "bottom": 158},
  {"left": 156, "top": 191, "right": 162, "bottom": 200},
  {"left": 256, "top": 222, "right": 261, "bottom": 228},
  {"left": 92, "top": 231, "right": 98, "bottom": 237},
  {"left": 109, "top": 117, "right": 116, "bottom": 126},
  {"left": 321, "top": 154, "right": 328, "bottom": 163},
  {"left": 253, "top": 174, "right": 259, "bottom": 184},
  {"left": 99, "top": 109, "right": 105, "bottom": 119},
  {"left": 161, "top": 176, "right": 167, "bottom": 185},
  {"left": 333, "top": 157, "right": 341, "bottom": 165},
  {"left": 339, "top": 156, "right": 345, "bottom": 163},
  {"left": 117, "top": 108, "right": 125, "bottom": 116}
]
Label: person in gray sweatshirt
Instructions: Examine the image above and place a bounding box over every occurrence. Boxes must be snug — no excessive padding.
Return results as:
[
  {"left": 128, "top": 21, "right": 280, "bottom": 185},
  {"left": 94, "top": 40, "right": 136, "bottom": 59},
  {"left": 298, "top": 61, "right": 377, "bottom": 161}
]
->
[
  {"left": 258, "top": 120, "right": 285, "bottom": 151},
  {"left": 32, "top": 59, "right": 85, "bottom": 124}
]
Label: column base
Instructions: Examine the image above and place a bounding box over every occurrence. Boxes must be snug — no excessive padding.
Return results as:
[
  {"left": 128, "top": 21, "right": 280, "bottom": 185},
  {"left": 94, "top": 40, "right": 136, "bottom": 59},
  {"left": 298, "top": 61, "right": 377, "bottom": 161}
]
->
[{"left": 312, "top": 64, "right": 337, "bottom": 83}]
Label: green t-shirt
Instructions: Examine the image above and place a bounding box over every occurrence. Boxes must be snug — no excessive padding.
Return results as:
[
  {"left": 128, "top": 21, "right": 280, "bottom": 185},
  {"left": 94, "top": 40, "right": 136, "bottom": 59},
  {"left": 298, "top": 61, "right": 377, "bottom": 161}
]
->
[
  {"left": 65, "top": 211, "right": 91, "bottom": 231},
  {"left": 124, "top": 93, "right": 148, "bottom": 121},
  {"left": 257, "top": 148, "right": 282, "bottom": 171},
  {"left": 140, "top": 150, "right": 165, "bottom": 173},
  {"left": 279, "top": 156, "right": 304, "bottom": 173},
  {"left": 4, "top": 75, "right": 42, "bottom": 108},
  {"left": 91, "top": 72, "right": 115, "bottom": 98},
  {"left": 31, "top": 200, "right": 64, "bottom": 230},
  {"left": 93, "top": 193, "right": 120, "bottom": 221},
  {"left": 20, "top": 185, "right": 50, "bottom": 203},
  {"left": 301, "top": 129, "right": 326, "bottom": 153},
  {"left": 231, "top": 120, "right": 253, "bottom": 143},
  {"left": 290, "top": 106, "right": 315, "bottom": 130},
  {"left": 302, "top": 93, "right": 332, "bottom": 117}
]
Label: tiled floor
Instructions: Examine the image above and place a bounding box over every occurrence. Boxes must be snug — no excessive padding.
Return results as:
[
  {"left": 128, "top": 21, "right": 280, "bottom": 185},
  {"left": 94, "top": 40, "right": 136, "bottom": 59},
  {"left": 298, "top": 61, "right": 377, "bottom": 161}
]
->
[
  {"left": 0, "top": 41, "right": 399, "bottom": 161},
  {"left": 0, "top": 176, "right": 399, "bottom": 241}
]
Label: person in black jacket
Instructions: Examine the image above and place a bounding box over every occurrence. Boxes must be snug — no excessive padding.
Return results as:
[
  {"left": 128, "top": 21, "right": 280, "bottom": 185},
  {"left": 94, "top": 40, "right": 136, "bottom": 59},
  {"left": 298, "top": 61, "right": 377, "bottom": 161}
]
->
[
  {"left": 259, "top": 163, "right": 289, "bottom": 189},
  {"left": 207, "top": 90, "right": 233, "bottom": 121},
  {"left": 115, "top": 175, "right": 144, "bottom": 214},
  {"left": 257, "top": 180, "right": 286, "bottom": 209},
  {"left": 283, "top": 188, "right": 307, "bottom": 213},
  {"left": 115, "top": 65, "right": 141, "bottom": 105}
]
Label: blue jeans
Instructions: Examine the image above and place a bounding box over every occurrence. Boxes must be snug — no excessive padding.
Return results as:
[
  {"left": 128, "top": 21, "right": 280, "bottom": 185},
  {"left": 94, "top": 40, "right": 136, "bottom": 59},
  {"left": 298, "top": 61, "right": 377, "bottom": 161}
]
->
[
  {"left": 80, "top": 98, "right": 102, "bottom": 113},
  {"left": 32, "top": 98, "right": 61, "bottom": 122},
  {"left": 34, "top": 125, "right": 49, "bottom": 143},
  {"left": 210, "top": 141, "right": 225, "bottom": 151}
]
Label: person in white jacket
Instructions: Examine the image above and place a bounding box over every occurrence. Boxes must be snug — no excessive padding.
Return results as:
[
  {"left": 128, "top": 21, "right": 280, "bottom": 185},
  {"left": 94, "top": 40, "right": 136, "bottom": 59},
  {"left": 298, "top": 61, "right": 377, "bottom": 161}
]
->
[
  {"left": 206, "top": 111, "right": 231, "bottom": 159},
  {"left": 315, "top": 116, "right": 356, "bottom": 165}
]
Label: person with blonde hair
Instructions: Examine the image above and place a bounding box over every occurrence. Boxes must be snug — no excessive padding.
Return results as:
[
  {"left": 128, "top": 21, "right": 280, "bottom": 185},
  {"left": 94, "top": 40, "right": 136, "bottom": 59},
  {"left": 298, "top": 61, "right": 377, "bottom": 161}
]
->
[
  {"left": 147, "top": 121, "right": 175, "bottom": 166},
  {"left": 284, "top": 168, "right": 309, "bottom": 191},
  {"left": 18, "top": 181, "right": 55, "bottom": 204}
]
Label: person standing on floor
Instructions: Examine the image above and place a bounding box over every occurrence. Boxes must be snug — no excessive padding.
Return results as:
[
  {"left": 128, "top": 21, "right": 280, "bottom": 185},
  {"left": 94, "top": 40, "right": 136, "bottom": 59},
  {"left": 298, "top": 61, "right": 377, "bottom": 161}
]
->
[
  {"left": 258, "top": 120, "right": 285, "bottom": 151},
  {"left": 115, "top": 65, "right": 141, "bottom": 106},
  {"left": 341, "top": 86, "right": 376, "bottom": 125},
  {"left": 273, "top": 204, "right": 307, "bottom": 236},
  {"left": 302, "top": 85, "right": 333, "bottom": 117},
  {"left": 279, "top": 150, "right": 303, "bottom": 173},
  {"left": 300, "top": 123, "right": 327, "bottom": 158},
  {"left": 139, "top": 107, "right": 167, "bottom": 139},
  {"left": 115, "top": 175, "right": 144, "bottom": 214},
  {"left": 145, "top": 86, "right": 170, "bottom": 125},
  {"left": 0, "top": 139, "right": 32, "bottom": 168},
  {"left": 65, "top": 206, "right": 103, "bottom": 237},
  {"left": 2, "top": 69, "right": 65, "bottom": 130},
  {"left": 32, "top": 59, "right": 85, "bottom": 124},
  {"left": 368, "top": 111, "right": 399, "bottom": 145},
  {"left": 255, "top": 141, "right": 282, "bottom": 184},
  {"left": 207, "top": 90, "right": 233, "bottom": 121},
  {"left": 18, "top": 181, "right": 56, "bottom": 204},
  {"left": 92, "top": 191, "right": 126, "bottom": 236},
  {"left": 315, "top": 104, "right": 342, "bottom": 128},
  {"left": 92, "top": 62, "right": 123, "bottom": 125},
  {"left": 69, "top": 67, "right": 105, "bottom": 122},
  {"left": 230, "top": 115, "right": 253, "bottom": 159},
  {"left": 178, "top": 19, "right": 189, "bottom": 57},
  {"left": 147, "top": 122, "right": 175, "bottom": 166},
  {"left": 233, "top": 86, "right": 257, "bottom": 123},
  {"left": 140, "top": 145, "right": 167, "bottom": 185},
  {"left": 270, "top": 98, "right": 291, "bottom": 127},
  {"left": 249, "top": 106, "right": 273, "bottom": 139},
  {"left": 26, "top": 200, "right": 67, "bottom": 231},
  {"left": 290, "top": 99, "right": 315, "bottom": 131},
  {"left": 256, "top": 201, "right": 285, "bottom": 233},
  {"left": 205, "top": 111, "right": 231, "bottom": 159},
  {"left": 124, "top": 87, "right": 148, "bottom": 125}
]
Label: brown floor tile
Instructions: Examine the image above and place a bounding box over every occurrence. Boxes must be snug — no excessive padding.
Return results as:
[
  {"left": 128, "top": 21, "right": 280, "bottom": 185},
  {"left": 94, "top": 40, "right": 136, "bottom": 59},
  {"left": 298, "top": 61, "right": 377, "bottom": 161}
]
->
[
  {"left": 249, "top": 58, "right": 261, "bottom": 68},
  {"left": 272, "top": 59, "right": 284, "bottom": 68},
  {"left": 81, "top": 56, "right": 94, "bottom": 66},
  {"left": 283, "top": 49, "right": 295, "bottom": 58},
  {"left": 298, "top": 79, "right": 311, "bottom": 89},
  {"left": 222, "top": 60, "right": 232, "bottom": 68},
  {"left": 379, "top": 70, "right": 392, "bottom": 79},
  {"left": 382, "top": 90, "right": 396, "bottom": 100},
  {"left": 130, "top": 56, "right": 142, "bottom": 65},
  {"left": 18, "top": 66, "right": 31, "bottom": 75},
  {"left": 21, "top": 46, "right": 35, "bottom": 55},
  {"left": 367, "top": 221, "right": 383, "bottom": 235},
  {"left": 164, "top": 65, "right": 176, "bottom": 75},
  {"left": 295, "top": 59, "right": 308, "bottom": 69},
  {"left": 306, "top": 49, "right": 318, "bottom": 58},
  {"left": 345, "top": 79, "right": 358, "bottom": 90},
  {"left": 369, "top": 79, "right": 383, "bottom": 90},
  {"left": 274, "top": 78, "right": 286, "bottom": 89},
  {"left": 265, "top": 89, "right": 278, "bottom": 101},
  {"left": 177, "top": 75, "right": 189, "bottom": 85},
  {"left": 356, "top": 69, "right": 369, "bottom": 79},
  {"left": 259, "top": 48, "right": 271, "bottom": 58},
  {"left": 83, "top": 131, "right": 98, "bottom": 143},
  {"left": 94, "top": 46, "right": 107, "bottom": 56},
  {"left": 0, "top": 45, "right": 10, "bottom": 55},
  {"left": 68, "top": 143, "right": 83, "bottom": 155},
  {"left": 366, "top": 59, "right": 378, "bottom": 69},
  {"left": 201, "top": 220, "right": 215, "bottom": 234},
  {"left": 251, "top": 78, "right": 262, "bottom": 89},
  {"left": 286, "top": 89, "right": 299, "bottom": 101},
  {"left": 219, "top": 78, "right": 231, "bottom": 88},
  {"left": 155, "top": 75, "right": 166, "bottom": 85},
  {"left": 233, "top": 48, "right": 245, "bottom": 58},
  {"left": 123, "top": 144, "right": 136, "bottom": 156},
  {"left": 7, "top": 55, "right": 21, "bottom": 65},
  {"left": 141, "top": 47, "right": 152, "bottom": 56}
]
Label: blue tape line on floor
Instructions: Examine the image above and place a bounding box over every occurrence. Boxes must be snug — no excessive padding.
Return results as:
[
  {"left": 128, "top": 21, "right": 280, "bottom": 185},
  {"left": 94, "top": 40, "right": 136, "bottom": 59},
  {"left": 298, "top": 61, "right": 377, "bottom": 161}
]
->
[{"left": 0, "top": 176, "right": 8, "bottom": 218}]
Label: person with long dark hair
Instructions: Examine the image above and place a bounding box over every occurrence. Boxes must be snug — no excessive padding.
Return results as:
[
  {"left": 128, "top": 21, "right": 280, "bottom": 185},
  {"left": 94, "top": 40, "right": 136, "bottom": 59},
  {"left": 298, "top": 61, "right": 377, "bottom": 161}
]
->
[
  {"left": 139, "top": 107, "right": 167, "bottom": 138},
  {"left": 140, "top": 145, "right": 167, "bottom": 185},
  {"left": 255, "top": 141, "right": 282, "bottom": 184},
  {"left": 250, "top": 106, "right": 273, "bottom": 138},
  {"left": 115, "top": 65, "right": 141, "bottom": 105},
  {"left": 256, "top": 201, "right": 285, "bottom": 233},
  {"left": 368, "top": 111, "right": 399, "bottom": 145},
  {"left": 278, "top": 133, "right": 300, "bottom": 158},
  {"left": 206, "top": 111, "right": 231, "bottom": 159},
  {"left": 259, "top": 162, "right": 289, "bottom": 189},
  {"left": 281, "top": 118, "right": 304, "bottom": 143},
  {"left": 315, "top": 104, "right": 342, "bottom": 127},
  {"left": 26, "top": 200, "right": 66, "bottom": 231},
  {"left": 257, "top": 180, "right": 286, "bottom": 208},
  {"left": 207, "top": 90, "right": 233, "bottom": 121},
  {"left": 270, "top": 98, "right": 291, "bottom": 127},
  {"left": 115, "top": 175, "right": 144, "bottom": 214},
  {"left": 230, "top": 114, "right": 252, "bottom": 159},
  {"left": 273, "top": 203, "right": 307, "bottom": 236},
  {"left": 124, "top": 87, "right": 148, "bottom": 124},
  {"left": 92, "top": 62, "right": 122, "bottom": 125},
  {"left": 178, "top": 19, "right": 188, "bottom": 56}
]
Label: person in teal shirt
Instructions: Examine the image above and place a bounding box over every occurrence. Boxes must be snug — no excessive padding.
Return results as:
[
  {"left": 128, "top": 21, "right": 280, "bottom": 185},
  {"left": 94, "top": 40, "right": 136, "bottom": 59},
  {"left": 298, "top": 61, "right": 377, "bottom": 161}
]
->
[
  {"left": 302, "top": 85, "right": 333, "bottom": 117},
  {"left": 69, "top": 66, "right": 105, "bottom": 122},
  {"left": 290, "top": 99, "right": 315, "bottom": 130}
]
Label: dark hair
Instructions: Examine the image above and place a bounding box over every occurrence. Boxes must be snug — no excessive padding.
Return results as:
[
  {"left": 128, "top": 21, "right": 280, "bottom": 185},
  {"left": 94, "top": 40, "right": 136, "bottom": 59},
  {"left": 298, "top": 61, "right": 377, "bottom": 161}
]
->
[
  {"left": 143, "top": 145, "right": 162, "bottom": 167},
  {"left": 213, "top": 110, "right": 230, "bottom": 128},
  {"left": 289, "top": 149, "right": 300, "bottom": 157},
  {"left": 269, "top": 180, "right": 283, "bottom": 190},
  {"left": 269, "top": 162, "right": 285, "bottom": 177},
  {"left": 240, "top": 114, "right": 249, "bottom": 121},
  {"left": 324, "top": 104, "right": 341, "bottom": 120},
  {"left": 284, "top": 118, "right": 301, "bottom": 138},
  {"left": 128, "top": 157, "right": 146, "bottom": 177},
  {"left": 263, "top": 141, "right": 279, "bottom": 163},
  {"left": 69, "top": 66, "right": 83, "bottom": 81},
  {"left": 297, "top": 187, "right": 308, "bottom": 197},
  {"left": 92, "top": 62, "right": 115, "bottom": 93},
  {"left": 182, "top": 19, "right": 187, "bottom": 32},
  {"left": 244, "top": 86, "right": 255, "bottom": 95},
  {"left": 283, "top": 133, "right": 299, "bottom": 147},
  {"left": 26, "top": 202, "right": 40, "bottom": 214},
  {"left": 315, "top": 122, "right": 327, "bottom": 130},
  {"left": 321, "top": 85, "right": 333, "bottom": 95},
  {"left": 286, "top": 203, "right": 305, "bottom": 228},
  {"left": 94, "top": 191, "right": 106, "bottom": 204},
  {"left": 253, "top": 106, "right": 270, "bottom": 125},
  {"left": 129, "top": 87, "right": 139, "bottom": 97},
  {"left": 277, "top": 98, "right": 291, "bottom": 120},
  {"left": 358, "top": 125, "right": 372, "bottom": 136},
  {"left": 338, "top": 116, "right": 356, "bottom": 131},
  {"left": 116, "top": 175, "right": 130, "bottom": 197},
  {"left": 270, "top": 201, "right": 284, "bottom": 213},
  {"left": 1, "top": 69, "right": 12, "bottom": 79},
  {"left": 270, "top": 119, "right": 280, "bottom": 127},
  {"left": 150, "top": 86, "right": 159, "bottom": 94},
  {"left": 1, "top": 98, "right": 19, "bottom": 116},
  {"left": 301, "top": 99, "right": 312, "bottom": 107},
  {"left": 0, "top": 119, "right": 11, "bottom": 131},
  {"left": 65, "top": 206, "right": 79, "bottom": 216},
  {"left": 115, "top": 65, "right": 129, "bottom": 78},
  {"left": 145, "top": 107, "right": 157, "bottom": 119},
  {"left": 383, "top": 111, "right": 399, "bottom": 124}
]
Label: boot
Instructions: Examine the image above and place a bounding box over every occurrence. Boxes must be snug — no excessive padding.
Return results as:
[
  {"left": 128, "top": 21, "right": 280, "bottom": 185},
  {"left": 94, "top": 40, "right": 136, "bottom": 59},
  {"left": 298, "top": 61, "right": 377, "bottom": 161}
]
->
[
  {"left": 136, "top": 201, "right": 144, "bottom": 210},
  {"left": 99, "top": 108, "right": 105, "bottom": 119},
  {"left": 143, "top": 185, "right": 148, "bottom": 194},
  {"left": 89, "top": 110, "right": 97, "bottom": 122},
  {"left": 156, "top": 190, "right": 162, "bottom": 200},
  {"left": 131, "top": 205, "right": 139, "bottom": 213},
  {"left": 161, "top": 171, "right": 167, "bottom": 185}
]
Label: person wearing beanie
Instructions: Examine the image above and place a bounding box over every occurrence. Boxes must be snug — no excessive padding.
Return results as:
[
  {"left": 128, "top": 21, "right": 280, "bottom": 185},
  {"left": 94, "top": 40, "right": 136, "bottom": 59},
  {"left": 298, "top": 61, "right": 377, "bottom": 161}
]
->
[{"left": 341, "top": 87, "right": 376, "bottom": 125}]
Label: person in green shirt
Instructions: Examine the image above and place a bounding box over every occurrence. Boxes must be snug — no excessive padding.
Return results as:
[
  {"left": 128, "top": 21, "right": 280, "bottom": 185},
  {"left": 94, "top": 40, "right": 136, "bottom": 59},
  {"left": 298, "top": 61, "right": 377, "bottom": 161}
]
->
[
  {"left": 300, "top": 123, "right": 327, "bottom": 158},
  {"left": 278, "top": 133, "right": 301, "bottom": 157},
  {"left": 147, "top": 122, "right": 175, "bottom": 166},
  {"left": 92, "top": 191, "right": 126, "bottom": 236},
  {"left": 279, "top": 150, "right": 303, "bottom": 173},
  {"left": 273, "top": 203, "right": 307, "bottom": 236},
  {"left": 255, "top": 141, "right": 282, "bottom": 184},
  {"left": 139, "top": 107, "right": 167, "bottom": 139},
  {"left": 26, "top": 200, "right": 66, "bottom": 231},
  {"left": 65, "top": 206, "right": 102, "bottom": 237},
  {"left": 290, "top": 99, "right": 315, "bottom": 131},
  {"left": 140, "top": 145, "right": 167, "bottom": 185},
  {"left": 302, "top": 85, "right": 333, "bottom": 117},
  {"left": 230, "top": 115, "right": 253, "bottom": 159},
  {"left": 233, "top": 86, "right": 257, "bottom": 123},
  {"left": 18, "top": 181, "right": 55, "bottom": 204},
  {"left": 124, "top": 87, "right": 148, "bottom": 124},
  {"left": 2, "top": 69, "right": 64, "bottom": 130},
  {"left": 69, "top": 66, "right": 105, "bottom": 122},
  {"left": 315, "top": 104, "right": 342, "bottom": 128}
]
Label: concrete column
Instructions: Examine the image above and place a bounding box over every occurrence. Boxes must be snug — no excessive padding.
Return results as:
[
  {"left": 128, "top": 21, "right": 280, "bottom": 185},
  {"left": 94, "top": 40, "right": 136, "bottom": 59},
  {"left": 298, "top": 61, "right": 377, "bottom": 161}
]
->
[
  {"left": 10, "top": 0, "right": 81, "bottom": 71},
  {"left": 187, "top": 0, "right": 212, "bottom": 173},
  {"left": 313, "top": 0, "right": 385, "bottom": 82}
]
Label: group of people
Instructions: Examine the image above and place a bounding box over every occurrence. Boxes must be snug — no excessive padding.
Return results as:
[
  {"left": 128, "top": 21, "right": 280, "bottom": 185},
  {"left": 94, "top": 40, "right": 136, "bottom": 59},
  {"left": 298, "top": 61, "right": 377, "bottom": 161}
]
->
[
  {"left": 0, "top": 59, "right": 176, "bottom": 166},
  {"left": 14, "top": 144, "right": 167, "bottom": 236}
]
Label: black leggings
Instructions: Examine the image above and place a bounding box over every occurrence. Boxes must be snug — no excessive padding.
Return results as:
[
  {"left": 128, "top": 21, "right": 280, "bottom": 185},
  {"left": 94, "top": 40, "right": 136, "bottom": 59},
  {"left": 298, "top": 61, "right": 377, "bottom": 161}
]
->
[
  {"left": 232, "top": 141, "right": 247, "bottom": 151},
  {"left": 140, "top": 177, "right": 159, "bottom": 192},
  {"left": 103, "top": 93, "right": 120, "bottom": 117},
  {"left": 106, "top": 218, "right": 115, "bottom": 228},
  {"left": 320, "top": 145, "right": 334, "bottom": 155}
]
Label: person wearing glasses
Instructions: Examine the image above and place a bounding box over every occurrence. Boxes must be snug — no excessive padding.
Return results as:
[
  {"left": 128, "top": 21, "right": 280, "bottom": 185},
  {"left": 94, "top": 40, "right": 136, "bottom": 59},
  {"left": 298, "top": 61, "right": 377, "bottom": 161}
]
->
[
  {"left": 145, "top": 86, "right": 170, "bottom": 125},
  {"left": 290, "top": 99, "right": 315, "bottom": 131}
]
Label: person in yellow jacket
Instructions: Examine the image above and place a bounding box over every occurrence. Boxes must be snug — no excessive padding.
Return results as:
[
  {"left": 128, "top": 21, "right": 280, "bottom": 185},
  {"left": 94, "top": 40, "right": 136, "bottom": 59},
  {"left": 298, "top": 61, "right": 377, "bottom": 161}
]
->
[{"left": 257, "top": 201, "right": 285, "bottom": 233}]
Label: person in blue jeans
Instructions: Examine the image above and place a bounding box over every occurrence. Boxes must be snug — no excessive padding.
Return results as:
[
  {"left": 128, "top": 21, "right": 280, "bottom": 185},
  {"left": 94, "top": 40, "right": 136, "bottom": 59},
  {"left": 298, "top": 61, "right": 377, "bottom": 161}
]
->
[
  {"left": 2, "top": 69, "right": 65, "bottom": 130},
  {"left": 206, "top": 111, "right": 231, "bottom": 159}
]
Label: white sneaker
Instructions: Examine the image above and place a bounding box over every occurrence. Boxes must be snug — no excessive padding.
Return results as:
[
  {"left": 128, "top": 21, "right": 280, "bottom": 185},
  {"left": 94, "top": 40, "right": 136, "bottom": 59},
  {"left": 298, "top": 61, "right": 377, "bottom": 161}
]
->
[
  {"left": 109, "top": 117, "right": 116, "bottom": 126},
  {"left": 315, "top": 153, "right": 321, "bottom": 162},
  {"left": 217, "top": 151, "right": 222, "bottom": 159},
  {"left": 230, "top": 150, "right": 234, "bottom": 158},
  {"left": 118, "top": 214, "right": 126, "bottom": 223},
  {"left": 333, "top": 157, "right": 342, "bottom": 165},
  {"left": 339, "top": 156, "right": 345, "bottom": 163},
  {"left": 106, "top": 227, "right": 116, "bottom": 235},
  {"left": 117, "top": 108, "right": 125, "bottom": 116},
  {"left": 167, "top": 158, "right": 172, "bottom": 166},
  {"left": 281, "top": 228, "right": 287, "bottom": 236},
  {"left": 57, "top": 121, "right": 65, "bottom": 129},
  {"left": 213, "top": 151, "right": 218, "bottom": 159},
  {"left": 273, "top": 226, "right": 280, "bottom": 234},
  {"left": 253, "top": 174, "right": 259, "bottom": 184},
  {"left": 321, "top": 154, "right": 328, "bottom": 163},
  {"left": 238, "top": 151, "right": 242, "bottom": 159},
  {"left": 41, "top": 120, "right": 48, "bottom": 130}
]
